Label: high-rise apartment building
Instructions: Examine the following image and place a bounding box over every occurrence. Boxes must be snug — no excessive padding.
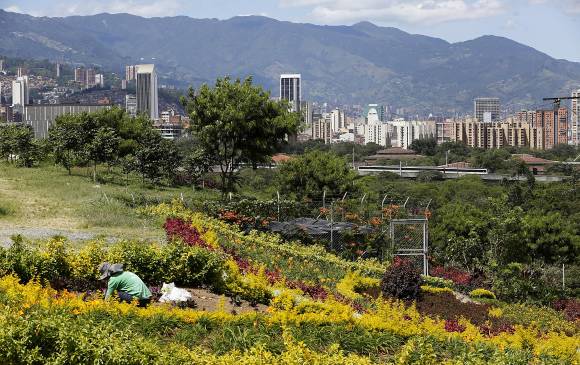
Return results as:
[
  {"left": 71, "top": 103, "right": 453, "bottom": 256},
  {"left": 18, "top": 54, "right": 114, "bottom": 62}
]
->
[
  {"left": 11, "top": 76, "right": 29, "bottom": 107},
  {"left": 450, "top": 117, "right": 549, "bottom": 150},
  {"left": 364, "top": 122, "right": 389, "bottom": 147},
  {"left": 136, "top": 64, "right": 159, "bottom": 120},
  {"left": 312, "top": 113, "right": 331, "bottom": 144},
  {"left": 125, "top": 95, "right": 137, "bottom": 118},
  {"left": 572, "top": 90, "right": 580, "bottom": 146},
  {"left": 56, "top": 63, "right": 60, "bottom": 78},
  {"left": 280, "top": 74, "right": 301, "bottom": 113},
  {"left": 535, "top": 108, "right": 568, "bottom": 149},
  {"left": 125, "top": 65, "right": 137, "bottom": 81},
  {"left": 330, "top": 108, "right": 345, "bottom": 133},
  {"left": 391, "top": 120, "right": 436, "bottom": 149},
  {"left": 0, "top": 59, "right": 4, "bottom": 72},
  {"left": 74, "top": 67, "right": 97, "bottom": 88},
  {"left": 86, "top": 68, "right": 96, "bottom": 87},
  {"left": 74, "top": 68, "right": 86, "bottom": 85},
  {"left": 474, "top": 97, "right": 500, "bottom": 123}
]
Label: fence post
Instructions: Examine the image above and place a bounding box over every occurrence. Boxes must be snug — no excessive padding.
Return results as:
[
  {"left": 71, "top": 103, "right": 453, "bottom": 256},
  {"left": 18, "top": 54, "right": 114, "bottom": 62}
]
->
[
  {"left": 361, "top": 193, "right": 367, "bottom": 221},
  {"left": 381, "top": 194, "right": 388, "bottom": 219},
  {"left": 229, "top": 192, "right": 233, "bottom": 201},
  {"left": 323, "top": 190, "right": 326, "bottom": 209},
  {"left": 330, "top": 201, "right": 334, "bottom": 251},
  {"left": 277, "top": 191, "right": 281, "bottom": 221},
  {"left": 562, "top": 264, "right": 565, "bottom": 291}
]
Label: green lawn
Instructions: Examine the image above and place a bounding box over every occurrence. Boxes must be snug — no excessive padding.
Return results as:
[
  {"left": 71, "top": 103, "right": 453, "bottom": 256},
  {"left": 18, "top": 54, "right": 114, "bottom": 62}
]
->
[{"left": 0, "top": 163, "right": 220, "bottom": 241}]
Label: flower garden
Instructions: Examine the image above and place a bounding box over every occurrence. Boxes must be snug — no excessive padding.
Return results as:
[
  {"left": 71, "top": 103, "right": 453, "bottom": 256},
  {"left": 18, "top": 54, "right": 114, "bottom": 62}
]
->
[{"left": 0, "top": 201, "right": 578, "bottom": 364}]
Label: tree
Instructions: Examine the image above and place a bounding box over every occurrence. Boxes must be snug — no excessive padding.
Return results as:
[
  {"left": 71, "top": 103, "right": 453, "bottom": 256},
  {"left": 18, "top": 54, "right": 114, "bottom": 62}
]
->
[
  {"left": 132, "top": 129, "right": 181, "bottom": 184},
  {"left": 0, "top": 124, "right": 39, "bottom": 167},
  {"left": 276, "top": 150, "right": 356, "bottom": 200},
  {"left": 184, "top": 77, "right": 299, "bottom": 194},
  {"left": 522, "top": 212, "right": 579, "bottom": 265},
  {"left": 470, "top": 149, "right": 511, "bottom": 172},
  {"left": 182, "top": 148, "right": 214, "bottom": 188},
  {"left": 49, "top": 113, "right": 92, "bottom": 175},
  {"left": 85, "top": 127, "right": 120, "bottom": 182},
  {"left": 410, "top": 138, "right": 437, "bottom": 156}
]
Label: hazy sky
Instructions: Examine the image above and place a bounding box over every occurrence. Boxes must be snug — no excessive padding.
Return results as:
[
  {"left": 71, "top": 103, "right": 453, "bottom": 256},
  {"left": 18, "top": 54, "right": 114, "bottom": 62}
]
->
[{"left": 2, "top": 0, "right": 580, "bottom": 62}]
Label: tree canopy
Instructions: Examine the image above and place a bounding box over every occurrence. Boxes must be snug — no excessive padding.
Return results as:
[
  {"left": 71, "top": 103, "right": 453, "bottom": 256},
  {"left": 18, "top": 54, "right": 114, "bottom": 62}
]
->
[{"left": 184, "top": 77, "right": 300, "bottom": 194}]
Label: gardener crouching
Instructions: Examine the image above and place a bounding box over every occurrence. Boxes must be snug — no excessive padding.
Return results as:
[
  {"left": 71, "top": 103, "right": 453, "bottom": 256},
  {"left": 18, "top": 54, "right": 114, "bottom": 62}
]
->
[{"left": 98, "top": 262, "right": 152, "bottom": 307}]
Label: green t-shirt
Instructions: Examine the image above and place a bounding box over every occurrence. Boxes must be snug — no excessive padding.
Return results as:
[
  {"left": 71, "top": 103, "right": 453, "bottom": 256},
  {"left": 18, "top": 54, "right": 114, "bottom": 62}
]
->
[{"left": 105, "top": 271, "right": 152, "bottom": 300}]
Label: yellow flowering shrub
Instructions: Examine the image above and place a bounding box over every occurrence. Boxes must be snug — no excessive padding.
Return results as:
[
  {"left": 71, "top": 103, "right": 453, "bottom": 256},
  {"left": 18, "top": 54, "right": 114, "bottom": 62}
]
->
[
  {"left": 0, "top": 276, "right": 578, "bottom": 363},
  {"left": 488, "top": 307, "right": 503, "bottom": 318},
  {"left": 221, "top": 259, "right": 272, "bottom": 304},
  {"left": 420, "top": 285, "right": 454, "bottom": 295},
  {"left": 470, "top": 288, "right": 497, "bottom": 300},
  {"left": 336, "top": 271, "right": 380, "bottom": 300}
]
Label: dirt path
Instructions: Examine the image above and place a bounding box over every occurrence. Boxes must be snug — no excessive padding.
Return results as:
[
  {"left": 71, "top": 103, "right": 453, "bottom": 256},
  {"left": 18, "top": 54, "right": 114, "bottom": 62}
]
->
[{"left": 0, "top": 227, "right": 116, "bottom": 247}]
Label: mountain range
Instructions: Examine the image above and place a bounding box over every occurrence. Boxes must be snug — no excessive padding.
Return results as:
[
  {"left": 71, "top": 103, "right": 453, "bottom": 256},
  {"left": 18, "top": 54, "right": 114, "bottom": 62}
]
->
[{"left": 1, "top": 9, "right": 580, "bottom": 115}]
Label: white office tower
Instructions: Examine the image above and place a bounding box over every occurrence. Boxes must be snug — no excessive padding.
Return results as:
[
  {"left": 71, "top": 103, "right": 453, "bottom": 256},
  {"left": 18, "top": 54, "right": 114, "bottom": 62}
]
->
[
  {"left": 367, "top": 106, "right": 380, "bottom": 124},
  {"left": 280, "top": 74, "right": 301, "bottom": 113},
  {"left": 136, "top": 64, "right": 159, "bottom": 120},
  {"left": 330, "top": 108, "right": 345, "bottom": 133},
  {"left": 364, "top": 122, "right": 389, "bottom": 147},
  {"left": 12, "top": 76, "right": 29, "bottom": 107},
  {"left": 572, "top": 90, "right": 580, "bottom": 146},
  {"left": 391, "top": 120, "right": 436, "bottom": 149},
  {"left": 95, "top": 74, "right": 105, "bottom": 88},
  {"left": 474, "top": 97, "right": 500, "bottom": 123},
  {"left": 125, "top": 95, "right": 138, "bottom": 118}
]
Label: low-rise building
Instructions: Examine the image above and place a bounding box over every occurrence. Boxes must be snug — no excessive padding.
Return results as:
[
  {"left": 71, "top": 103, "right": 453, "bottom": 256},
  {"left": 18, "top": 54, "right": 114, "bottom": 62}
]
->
[{"left": 23, "top": 104, "right": 111, "bottom": 138}]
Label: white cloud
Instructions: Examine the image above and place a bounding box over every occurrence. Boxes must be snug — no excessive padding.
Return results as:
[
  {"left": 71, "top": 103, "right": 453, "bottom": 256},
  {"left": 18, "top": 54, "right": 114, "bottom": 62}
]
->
[
  {"left": 6, "top": 0, "right": 185, "bottom": 18},
  {"left": 5, "top": 5, "right": 24, "bottom": 13},
  {"left": 280, "top": 0, "right": 505, "bottom": 24}
]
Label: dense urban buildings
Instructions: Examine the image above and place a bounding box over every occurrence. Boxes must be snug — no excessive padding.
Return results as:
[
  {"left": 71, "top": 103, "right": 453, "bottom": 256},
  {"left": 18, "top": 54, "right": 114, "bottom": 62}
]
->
[
  {"left": 446, "top": 107, "right": 568, "bottom": 151},
  {"left": 280, "top": 74, "right": 301, "bottom": 113},
  {"left": 474, "top": 97, "right": 500, "bottom": 123},
  {"left": 136, "top": 64, "right": 159, "bottom": 121}
]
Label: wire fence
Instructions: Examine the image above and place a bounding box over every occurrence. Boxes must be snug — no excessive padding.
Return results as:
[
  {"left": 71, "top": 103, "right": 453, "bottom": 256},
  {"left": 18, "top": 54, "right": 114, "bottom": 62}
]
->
[
  {"left": 110, "top": 189, "right": 578, "bottom": 294},
  {"left": 188, "top": 191, "right": 434, "bottom": 268}
]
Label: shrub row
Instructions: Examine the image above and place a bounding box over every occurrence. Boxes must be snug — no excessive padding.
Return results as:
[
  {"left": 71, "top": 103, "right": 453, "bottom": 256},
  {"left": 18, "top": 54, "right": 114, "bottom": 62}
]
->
[
  {"left": 0, "top": 236, "right": 260, "bottom": 302},
  {"left": 1, "top": 276, "right": 576, "bottom": 364}
]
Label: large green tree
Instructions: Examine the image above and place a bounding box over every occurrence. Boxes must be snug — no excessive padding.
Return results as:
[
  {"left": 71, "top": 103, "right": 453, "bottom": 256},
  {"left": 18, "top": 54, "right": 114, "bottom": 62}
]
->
[
  {"left": 184, "top": 77, "right": 299, "bottom": 194},
  {"left": 276, "top": 150, "right": 357, "bottom": 200},
  {"left": 0, "top": 124, "right": 39, "bottom": 167}
]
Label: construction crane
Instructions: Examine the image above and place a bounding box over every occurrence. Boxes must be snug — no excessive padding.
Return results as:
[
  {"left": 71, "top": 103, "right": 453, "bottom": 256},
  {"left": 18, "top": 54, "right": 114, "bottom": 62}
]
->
[{"left": 543, "top": 96, "right": 580, "bottom": 109}]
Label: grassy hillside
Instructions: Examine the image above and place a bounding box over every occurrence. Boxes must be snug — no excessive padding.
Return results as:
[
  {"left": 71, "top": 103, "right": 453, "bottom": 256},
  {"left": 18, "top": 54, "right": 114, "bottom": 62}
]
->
[{"left": 0, "top": 163, "right": 219, "bottom": 241}]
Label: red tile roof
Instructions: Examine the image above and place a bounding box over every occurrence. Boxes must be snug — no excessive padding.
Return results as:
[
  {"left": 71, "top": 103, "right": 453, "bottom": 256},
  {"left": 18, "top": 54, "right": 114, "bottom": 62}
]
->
[{"left": 512, "top": 154, "right": 555, "bottom": 165}]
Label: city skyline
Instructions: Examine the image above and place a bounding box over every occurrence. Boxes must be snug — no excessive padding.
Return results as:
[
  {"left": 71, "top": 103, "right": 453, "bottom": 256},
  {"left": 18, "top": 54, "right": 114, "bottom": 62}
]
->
[{"left": 1, "top": 0, "right": 579, "bottom": 62}]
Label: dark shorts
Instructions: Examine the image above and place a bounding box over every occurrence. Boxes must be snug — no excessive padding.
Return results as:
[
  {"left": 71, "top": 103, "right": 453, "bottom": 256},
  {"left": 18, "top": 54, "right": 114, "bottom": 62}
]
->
[{"left": 118, "top": 291, "right": 151, "bottom": 307}]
